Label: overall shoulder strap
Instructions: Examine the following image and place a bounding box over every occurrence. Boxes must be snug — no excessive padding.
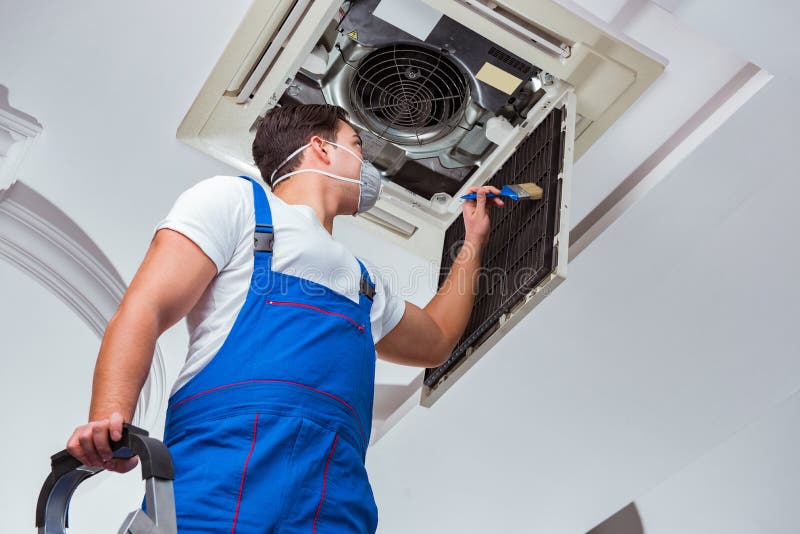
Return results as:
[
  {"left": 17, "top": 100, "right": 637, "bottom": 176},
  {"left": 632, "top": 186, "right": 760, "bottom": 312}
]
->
[
  {"left": 237, "top": 175, "right": 273, "bottom": 253},
  {"left": 355, "top": 257, "right": 376, "bottom": 301}
]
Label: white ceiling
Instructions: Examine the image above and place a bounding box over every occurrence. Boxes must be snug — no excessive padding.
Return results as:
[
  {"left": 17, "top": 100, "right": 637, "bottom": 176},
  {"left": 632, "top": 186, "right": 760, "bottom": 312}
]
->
[
  {"left": 637, "top": 389, "right": 800, "bottom": 533},
  {"left": 1, "top": 0, "right": 798, "bottom": 532},
  {"left": 621, "top": 0, "right": 800, "bottom": 531}
]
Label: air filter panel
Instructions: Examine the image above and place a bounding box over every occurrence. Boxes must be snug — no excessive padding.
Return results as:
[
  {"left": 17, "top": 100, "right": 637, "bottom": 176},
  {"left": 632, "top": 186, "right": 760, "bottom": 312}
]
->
[{"left": 421, "top": 97, "right": 573, "bottom": 405}]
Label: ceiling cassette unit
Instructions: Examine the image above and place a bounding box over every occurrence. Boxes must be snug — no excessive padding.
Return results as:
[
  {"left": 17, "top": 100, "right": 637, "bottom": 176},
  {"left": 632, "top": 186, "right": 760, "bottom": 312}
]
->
[{"left": 177, "top": 0, "right": 665, "bottom": 406}]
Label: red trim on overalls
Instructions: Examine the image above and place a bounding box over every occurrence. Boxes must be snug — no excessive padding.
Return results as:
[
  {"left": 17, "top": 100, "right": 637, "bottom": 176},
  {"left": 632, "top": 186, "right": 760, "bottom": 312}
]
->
[
  {"left": 313, "top": 433, "right": 339, "bottom": 533},
  {"left": 171, "top": 379, "right": 367, "bottom": 444},
  {"left": 231, "top": 413, "right": 259, "bottom": 533},
  {"left": 266, "top": 300, "right": 366, "bottom": 332}
]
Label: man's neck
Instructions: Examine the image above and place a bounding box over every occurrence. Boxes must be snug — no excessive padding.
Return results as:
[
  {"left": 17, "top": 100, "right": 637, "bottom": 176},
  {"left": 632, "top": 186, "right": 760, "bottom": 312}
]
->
[{"left": 272, "top": 178, "right": 338, "bottom": 234}]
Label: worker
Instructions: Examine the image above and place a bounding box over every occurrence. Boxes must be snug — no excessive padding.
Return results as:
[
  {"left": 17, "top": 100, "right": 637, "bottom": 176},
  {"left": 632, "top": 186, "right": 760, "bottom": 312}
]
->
[{"left": 65, "top": 104, "right": 503, "bottom": 533}]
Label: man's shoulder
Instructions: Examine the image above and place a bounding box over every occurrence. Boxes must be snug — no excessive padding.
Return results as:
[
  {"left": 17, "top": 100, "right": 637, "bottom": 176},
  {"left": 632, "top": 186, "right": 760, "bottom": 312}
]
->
[
  {"left": 176, "top": 175, "right": 255, "bottom": 210},
  {"left": 191, "top": 175, "right": 254, "bottom": 196}
]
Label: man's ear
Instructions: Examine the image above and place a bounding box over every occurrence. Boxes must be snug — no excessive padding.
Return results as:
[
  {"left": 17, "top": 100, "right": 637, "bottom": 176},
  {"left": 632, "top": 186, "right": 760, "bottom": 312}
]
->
[{"left": 309, "top": 135, "right": 331, "bottom": 163}]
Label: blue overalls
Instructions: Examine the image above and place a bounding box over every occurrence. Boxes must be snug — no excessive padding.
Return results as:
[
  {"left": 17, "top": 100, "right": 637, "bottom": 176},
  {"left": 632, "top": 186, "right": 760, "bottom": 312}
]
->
[{"left": 151, "top": 175, "right": 379, "bottom": 533}]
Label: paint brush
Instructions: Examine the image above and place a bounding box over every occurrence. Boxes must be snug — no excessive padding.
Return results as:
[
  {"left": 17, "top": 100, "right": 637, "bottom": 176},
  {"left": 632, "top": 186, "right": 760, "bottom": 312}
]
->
[{"left": 460, "top": 183, "right": 543, "bottom": 201}]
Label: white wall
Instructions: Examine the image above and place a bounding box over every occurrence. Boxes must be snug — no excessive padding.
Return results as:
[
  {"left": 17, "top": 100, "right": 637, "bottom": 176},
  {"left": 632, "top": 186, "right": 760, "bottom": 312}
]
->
[{"left": 0, "top": 1, "right": 253, "bottom": 530}]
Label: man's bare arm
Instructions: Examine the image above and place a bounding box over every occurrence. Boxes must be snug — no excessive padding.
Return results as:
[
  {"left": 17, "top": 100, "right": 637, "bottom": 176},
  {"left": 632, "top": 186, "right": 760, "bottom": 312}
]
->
[
  {"left": 375, "top": 240, "right": 484, "bottom": 367},
  {"left": 67, "top": 228, "right": 217, "bottom": 471},
  {"left": 376, "top": 186, "right": 502, "bottom": 367}
]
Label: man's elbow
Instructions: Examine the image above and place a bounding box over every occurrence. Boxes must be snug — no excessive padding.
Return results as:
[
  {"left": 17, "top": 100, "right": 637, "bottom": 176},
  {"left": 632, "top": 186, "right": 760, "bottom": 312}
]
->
[{"left": 428, "top": 339, "right": 455, "bottom": 368}]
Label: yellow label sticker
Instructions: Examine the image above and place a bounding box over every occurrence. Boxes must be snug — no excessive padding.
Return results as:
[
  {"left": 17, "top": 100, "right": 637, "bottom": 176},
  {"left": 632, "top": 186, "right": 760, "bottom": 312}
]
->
[
  {"left": 475, "top": 62, "right": 523, "bottom": 95},
  {"left": 347, "top": 30, "right": 358, "bottom": 40}
]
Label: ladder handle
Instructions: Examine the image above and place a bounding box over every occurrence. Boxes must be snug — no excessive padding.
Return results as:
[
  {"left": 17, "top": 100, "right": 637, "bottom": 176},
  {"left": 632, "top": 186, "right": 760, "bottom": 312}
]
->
[{"left": 35, "top": 423, "right": 175, "bottom": 530}]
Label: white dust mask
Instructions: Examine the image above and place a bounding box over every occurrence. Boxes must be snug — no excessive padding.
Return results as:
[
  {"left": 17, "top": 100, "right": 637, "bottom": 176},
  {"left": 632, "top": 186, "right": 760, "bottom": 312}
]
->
[{"left": 270, "top": 140, "right": 383, "bottom": 214}]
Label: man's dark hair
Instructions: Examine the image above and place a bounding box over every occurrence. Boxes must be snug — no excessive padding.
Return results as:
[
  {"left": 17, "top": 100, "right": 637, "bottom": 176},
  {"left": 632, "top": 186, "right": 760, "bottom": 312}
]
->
[{"left": 252, "top": 104, "right": 351, "bottom": 188}]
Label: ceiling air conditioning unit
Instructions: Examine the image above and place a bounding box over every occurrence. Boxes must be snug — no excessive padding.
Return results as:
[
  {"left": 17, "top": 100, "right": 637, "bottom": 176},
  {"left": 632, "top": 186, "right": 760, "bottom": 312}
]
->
[{"left": 177, "top": 0, "right": 665, "bottom": 406}]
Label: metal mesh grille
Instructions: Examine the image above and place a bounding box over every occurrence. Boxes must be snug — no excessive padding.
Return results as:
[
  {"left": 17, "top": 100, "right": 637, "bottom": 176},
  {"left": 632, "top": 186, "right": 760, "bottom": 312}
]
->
[
  {"left": 488, "top": 46, "right": 532, "bottom": 75},
  {"left": 424, "top": 106, "right": 566, "bottom": 388},
  {"left": 349, "top": 44, "right": 468, "bottom": 145}
]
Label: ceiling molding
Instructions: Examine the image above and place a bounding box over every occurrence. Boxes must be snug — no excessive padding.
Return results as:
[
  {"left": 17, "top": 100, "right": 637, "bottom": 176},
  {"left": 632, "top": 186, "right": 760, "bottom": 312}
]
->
[
  {"left": 0, "top": 180, "right": 166, "bottom": 428},
  {"left": 0, "top": 88, "right": 42, "bottom": 190}
]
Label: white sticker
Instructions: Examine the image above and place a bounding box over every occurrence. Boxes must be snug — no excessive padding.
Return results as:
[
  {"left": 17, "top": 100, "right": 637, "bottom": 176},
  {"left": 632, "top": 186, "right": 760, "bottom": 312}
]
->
[{"left": 373, "top": 0, "right": 443, "bottom": 42}]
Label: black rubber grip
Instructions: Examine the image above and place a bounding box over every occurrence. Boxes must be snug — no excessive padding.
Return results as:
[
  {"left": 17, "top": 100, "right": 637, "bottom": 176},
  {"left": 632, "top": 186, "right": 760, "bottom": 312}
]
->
[
  {"left": 113, "top": 423, "right": 174, "bottom": 481},
  {"left": 46, "top": 423, "right": 174, "bottom": 480},
  {"left": 35, "top": 423, "right": 174, "bottom": 527}
]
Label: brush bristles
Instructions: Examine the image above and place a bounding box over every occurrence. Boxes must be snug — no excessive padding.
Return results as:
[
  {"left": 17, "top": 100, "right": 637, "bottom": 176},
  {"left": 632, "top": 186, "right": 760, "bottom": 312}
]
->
[{"left": 514, "top": 183, "right": 544, "bottom": 199}]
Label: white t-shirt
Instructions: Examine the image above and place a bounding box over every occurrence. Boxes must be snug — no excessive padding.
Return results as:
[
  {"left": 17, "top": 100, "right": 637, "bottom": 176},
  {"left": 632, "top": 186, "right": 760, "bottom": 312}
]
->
[{"left": 153, "top": 175, "right": 406, "bottom": 396}]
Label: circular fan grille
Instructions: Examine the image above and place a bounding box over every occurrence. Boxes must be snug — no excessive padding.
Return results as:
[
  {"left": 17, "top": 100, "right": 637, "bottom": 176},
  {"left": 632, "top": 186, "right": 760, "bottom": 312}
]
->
[{"left": 349, "top": 44, "right": 468, "bottom": 144}]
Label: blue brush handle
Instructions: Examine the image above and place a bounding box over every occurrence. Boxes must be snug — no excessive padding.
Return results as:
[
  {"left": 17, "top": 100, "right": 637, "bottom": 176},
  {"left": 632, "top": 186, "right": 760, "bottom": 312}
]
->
[{"left": 460, "top": 185, "right": 518, "bottom": 201}]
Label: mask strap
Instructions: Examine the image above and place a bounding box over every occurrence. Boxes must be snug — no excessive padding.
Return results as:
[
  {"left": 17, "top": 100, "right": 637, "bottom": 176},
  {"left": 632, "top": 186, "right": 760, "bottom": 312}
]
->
[
  {"left": 326, "top": 141, "right": 364, "bottom": 163},
  {"left": 269, "top": 139, "right": 364, "bottom": 188},
  {"left": 270, "top": 142, "right": 311, "bottom": 185},
  {"left": 271, "top": 169, "right": 361, "bottom": 189}
]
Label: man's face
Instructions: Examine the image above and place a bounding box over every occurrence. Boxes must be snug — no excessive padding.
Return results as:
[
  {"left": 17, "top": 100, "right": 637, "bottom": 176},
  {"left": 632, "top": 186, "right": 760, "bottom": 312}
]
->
[{"left": 328, "top": 120, "right": 364, "bottom": 177}]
